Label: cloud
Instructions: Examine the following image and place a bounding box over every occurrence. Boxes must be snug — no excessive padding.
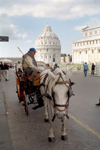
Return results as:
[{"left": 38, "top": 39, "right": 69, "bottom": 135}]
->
[
  {"left": 26, "top": 40, "right": 32, "bottom": 43},
  {"left": 75, "top": 18, "right": 100, "bottom": 30},
  {"left": 0, "top": 0, "right": 100, "bottom": 19},
  {"left": 75, "top": 25, "right": 88, "bottom": 30},
  {"left": 0, "top": 14, "right": 27, "bottom": 40}
]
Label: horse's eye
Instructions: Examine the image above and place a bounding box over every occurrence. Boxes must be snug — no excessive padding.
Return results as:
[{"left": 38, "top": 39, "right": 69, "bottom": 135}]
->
[
  {"left": 52, "top": 91, "right": 55, "bottom": 96},
  {"left": 67, "top": 91, "right": 70, "bottom": 97}
]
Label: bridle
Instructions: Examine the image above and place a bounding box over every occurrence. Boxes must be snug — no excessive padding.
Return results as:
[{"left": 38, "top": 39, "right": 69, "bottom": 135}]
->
[
  {"left": 52, "top": 73, "right": 70, "bottom": 112},
  {"left": 40, "top": 72, "right": 72, "bottom": 121}
]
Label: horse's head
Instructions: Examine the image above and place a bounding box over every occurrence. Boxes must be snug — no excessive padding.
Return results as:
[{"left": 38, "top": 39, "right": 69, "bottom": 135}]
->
[{"left": 50, "top": 73, "right": 75, "bottom": 119}]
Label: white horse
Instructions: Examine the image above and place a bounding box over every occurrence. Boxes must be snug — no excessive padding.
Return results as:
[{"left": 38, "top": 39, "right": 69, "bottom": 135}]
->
[{"left": 40, "top": 68, "right": 74, "bottom": 142}]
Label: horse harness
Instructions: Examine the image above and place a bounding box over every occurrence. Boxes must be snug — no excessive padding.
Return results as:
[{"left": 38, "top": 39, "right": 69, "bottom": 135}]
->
[{"left": 40, "top": 72, "right": 72, "bottom": 110}]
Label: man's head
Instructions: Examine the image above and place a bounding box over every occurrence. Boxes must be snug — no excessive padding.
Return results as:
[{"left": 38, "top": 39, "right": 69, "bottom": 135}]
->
[{"left": 28, "top": 48, "right": 37, "bottom": 56}]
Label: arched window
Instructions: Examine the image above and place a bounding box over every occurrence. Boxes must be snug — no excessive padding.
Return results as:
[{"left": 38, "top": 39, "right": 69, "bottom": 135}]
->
[
  {"left": 98, "top": 49, "right": 100, "bottom": 53},
  {"left": 90, "top": 32, "right": 92, "bottom": 36},
  {"left": 94, "top": 30, "right": 97, "bottom": 35}
]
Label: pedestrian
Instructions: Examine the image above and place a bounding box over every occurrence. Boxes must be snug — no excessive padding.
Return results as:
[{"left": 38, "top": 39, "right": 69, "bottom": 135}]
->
[
  {"left": 0, "top": 62, "right": 4, "bottom": 81},
  {"left": 15, "top": 61, "right": 23, "bottom": 73},
  {"left": 83, "top": 62, "right": 88, "bottom": 77},
  {"left": 91, "top": 63, "right": 95, "bottom": 75},
  {"left": 46, "top": 63, "right": 52, "bottom": 70},
  {"left": 95, "top": 98, "right": 100, "bottom": 106},
  {"left": 3, "top": 62, "right": 9, "bottom": 81}
]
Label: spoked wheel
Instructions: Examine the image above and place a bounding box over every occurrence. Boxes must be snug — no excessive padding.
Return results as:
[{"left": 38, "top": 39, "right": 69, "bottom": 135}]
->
[
  {"left": 23, "top": 92, "right": 29, "bottom": 115},
  {"left": 16, "top": 76, "right": 23, "bottom": 103},
  {"left": 16, "top": 84, "right": 21, "bottom": 103},
  {"left": 16, "top": 84, "right": 23, "bottom": 103}
]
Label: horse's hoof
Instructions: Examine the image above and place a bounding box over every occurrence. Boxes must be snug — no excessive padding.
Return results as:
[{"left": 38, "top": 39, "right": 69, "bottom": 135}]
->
[
  {"left": 61, "top": 135, "right": 67, "bottom": 140},
  {"left": 44, "top": 119, "right": 49, "bottom": 122},
  {"left": 48, "top": 137, "right": 55, "bottom": 142}
]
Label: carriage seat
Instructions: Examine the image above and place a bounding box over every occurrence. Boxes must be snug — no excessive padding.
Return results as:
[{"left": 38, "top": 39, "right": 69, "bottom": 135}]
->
[
  {"left": 24, "top": 73, "right": 40, "bottom": 86},
  {"left": 32, "top": 73, "right": 40, "bottom": 86}
]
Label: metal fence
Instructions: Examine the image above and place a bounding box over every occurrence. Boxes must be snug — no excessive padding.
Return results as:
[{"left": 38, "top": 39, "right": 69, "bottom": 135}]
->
[
  {"left": 60, "top": 63, "right": 100, "bottom": 75},
  {"left": 96, "top": 64, "right": 100, "bottom": 75}
]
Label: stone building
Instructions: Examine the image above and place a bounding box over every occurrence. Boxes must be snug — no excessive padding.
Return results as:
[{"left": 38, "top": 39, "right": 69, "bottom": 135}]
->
[
  {"left": 61, "top": 56, "right": 71, "bottom": 63},
  {"left": 72, "top": 26, "right": 100, "bottom": 64},
  {"left": 34, "top": 24, "right": 61, "bottom": 64}
]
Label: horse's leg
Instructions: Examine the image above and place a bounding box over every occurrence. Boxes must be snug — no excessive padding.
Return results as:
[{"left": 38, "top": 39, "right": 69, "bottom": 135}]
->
[
  {"left": 48, "top": 101, "right": 55, "bottom": 142},
  {"left": 48, "top": 120, "right": 55, "bottom": 142},
  {"left": 40, "top": 86, "right": 49, "bottom": 122},
  {"left": 43, "top": 97, "right": 49, "bottom": 122},
  {"left": 61, "top": 116, "right": 67, "bottom": 140}
]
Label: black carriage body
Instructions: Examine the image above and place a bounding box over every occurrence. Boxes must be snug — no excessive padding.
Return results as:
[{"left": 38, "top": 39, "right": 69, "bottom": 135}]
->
[{"left": 15, "top": 72, "right": 44, "bottom": 115}]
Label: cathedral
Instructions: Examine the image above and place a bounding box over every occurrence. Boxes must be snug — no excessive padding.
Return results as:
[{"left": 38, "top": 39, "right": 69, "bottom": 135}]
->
[
  {"left": 72, "top": 25, "right": 100, "bottom": 64},
  {"left": 34, "top": 24, "right": 61, "bottom": 64}
]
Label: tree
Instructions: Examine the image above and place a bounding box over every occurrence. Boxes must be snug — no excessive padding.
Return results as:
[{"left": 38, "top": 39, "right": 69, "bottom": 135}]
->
[{"left": 61, "top": 53, "right": 66, "bottom": 57}]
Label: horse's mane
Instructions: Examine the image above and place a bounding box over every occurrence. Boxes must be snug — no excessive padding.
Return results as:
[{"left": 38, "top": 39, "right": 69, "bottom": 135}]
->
[
  {"left": 52, "top": 67, "right": 63, "bottom": 75},
  {"left": 53, "top": 67, "right": 72, "bottom": 79},
  {"left": 40, "top": 69, "right": 56, "bottom": 79}
]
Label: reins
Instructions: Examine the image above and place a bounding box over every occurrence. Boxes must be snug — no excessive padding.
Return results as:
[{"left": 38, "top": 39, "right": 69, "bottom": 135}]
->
[{"left": 52, "top": 73, "right": 70, "bottom": 112}]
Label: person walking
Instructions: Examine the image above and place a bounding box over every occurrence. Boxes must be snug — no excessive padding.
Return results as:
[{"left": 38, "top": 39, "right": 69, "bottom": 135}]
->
[
  {"left": 83, "top": 62, "right": 88, "bottom": 77},
  {"left": 0, "top": 62, "right": 4, "bottom": 81},
  {"left": 3, "top": 63, "right": 9, "bottom": 81},
  {"left": 15, "top": 61, "right": 23, "bottom": 73},
  {"left": 91, "top": 63, "right": 95, "bottom": 75},
  {"left": 95, "top": 98, "right": 100, "bottom": 106}
]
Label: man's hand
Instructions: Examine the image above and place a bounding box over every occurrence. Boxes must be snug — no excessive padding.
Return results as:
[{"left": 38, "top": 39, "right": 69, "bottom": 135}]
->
[{"left": 37, "top": 69, "right": 41, "bottom": 73}]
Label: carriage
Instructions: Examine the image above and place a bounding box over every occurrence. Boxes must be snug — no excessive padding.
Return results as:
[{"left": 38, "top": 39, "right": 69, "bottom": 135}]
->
[
  {"left": 15, "top": 62, "right": 75, "bottom": 141},
  {"left": 15, "top": 61, "right": 47, "bottom": 115}
]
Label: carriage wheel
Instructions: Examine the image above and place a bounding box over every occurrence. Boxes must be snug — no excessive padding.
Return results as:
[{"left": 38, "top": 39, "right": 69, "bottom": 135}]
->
[
  {"left": 16, "top": 84, "right": 21, "bottom": 103},
  {"left": 16, "top": 84, "right": 23, "bottom": 103},
  {"left": 23, "top": 92, "right": 29, "bottom": 115}
]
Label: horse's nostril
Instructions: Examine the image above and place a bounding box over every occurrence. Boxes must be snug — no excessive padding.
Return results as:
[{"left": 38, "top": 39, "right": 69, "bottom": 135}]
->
[{"left": 57, "top": 113, "right": 65, "bottom": 119}]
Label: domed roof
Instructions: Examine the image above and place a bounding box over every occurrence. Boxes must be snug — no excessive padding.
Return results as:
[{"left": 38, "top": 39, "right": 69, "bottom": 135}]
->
[{"left": 37, "top": 24, "right": 59, "bottom": 40}]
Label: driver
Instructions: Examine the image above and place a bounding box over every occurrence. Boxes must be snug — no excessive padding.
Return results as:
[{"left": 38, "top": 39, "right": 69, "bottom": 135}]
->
[{"left": 22, "top": 48, "right": 41, "bottom": 76}]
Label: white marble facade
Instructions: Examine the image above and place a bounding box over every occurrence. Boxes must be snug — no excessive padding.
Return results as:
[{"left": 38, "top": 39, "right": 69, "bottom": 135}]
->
[
  {"left": 34, "top": 24, "right": 61, "bottom": 64},
  {"left": 72, "top": 26, "right": 100, "bottom": 64}
]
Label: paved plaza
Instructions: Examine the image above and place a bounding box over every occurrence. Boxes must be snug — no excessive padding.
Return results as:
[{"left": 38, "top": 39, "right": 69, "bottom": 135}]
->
[{"left": 0, "top": 70, "right": 100, "bottom": 150}]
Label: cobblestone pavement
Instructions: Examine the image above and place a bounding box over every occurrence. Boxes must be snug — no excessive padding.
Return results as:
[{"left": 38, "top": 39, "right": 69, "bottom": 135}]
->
[
  {"left": 0, "top": 81, "right": 12, "bottom": 150},
  {"left": 0, "top": 70, "right": 100, "bottom": 150}
]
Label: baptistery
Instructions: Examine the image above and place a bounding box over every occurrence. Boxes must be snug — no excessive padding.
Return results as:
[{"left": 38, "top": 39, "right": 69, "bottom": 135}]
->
[{"left": 35, "top": 24, "right": 61, "bottom": 64}]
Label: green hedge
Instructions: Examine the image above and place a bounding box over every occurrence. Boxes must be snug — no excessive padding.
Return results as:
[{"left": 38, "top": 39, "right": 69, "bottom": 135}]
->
[{"left": 59, "top": 63, "right": 94, "bottom": 73}]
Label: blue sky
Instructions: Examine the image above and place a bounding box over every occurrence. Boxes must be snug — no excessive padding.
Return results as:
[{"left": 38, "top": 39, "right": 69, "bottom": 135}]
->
[{"left": 0, "top": 0, "right": 100, "bottom": 57}]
